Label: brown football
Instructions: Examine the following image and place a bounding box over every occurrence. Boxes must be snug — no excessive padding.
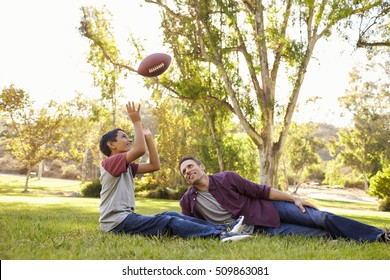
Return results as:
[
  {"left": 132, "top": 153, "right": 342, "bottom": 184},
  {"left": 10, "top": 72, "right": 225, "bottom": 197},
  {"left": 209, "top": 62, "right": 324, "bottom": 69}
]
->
[{"left": 137, "top": 53, "right": 171, "bottom": 77}]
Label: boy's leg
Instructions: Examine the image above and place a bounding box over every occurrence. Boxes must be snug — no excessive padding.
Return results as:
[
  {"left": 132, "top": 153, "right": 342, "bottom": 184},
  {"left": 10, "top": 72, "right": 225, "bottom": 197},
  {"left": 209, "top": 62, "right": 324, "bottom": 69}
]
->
[
  {"left": 113, "top": 213, "right": 222, "bottom": 238},
  {"left": 159, "top": 211, "right": 245, "bottom": 233},
  {"left": 158, "top": 211, "right": 225, "bottom": 230}
]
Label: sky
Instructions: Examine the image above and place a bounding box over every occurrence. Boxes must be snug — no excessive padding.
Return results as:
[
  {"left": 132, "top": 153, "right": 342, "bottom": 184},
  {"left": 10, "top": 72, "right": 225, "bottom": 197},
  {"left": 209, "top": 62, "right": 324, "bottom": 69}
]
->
[{"left": 0, "top": 0, "right": 369, "bottom": 127}]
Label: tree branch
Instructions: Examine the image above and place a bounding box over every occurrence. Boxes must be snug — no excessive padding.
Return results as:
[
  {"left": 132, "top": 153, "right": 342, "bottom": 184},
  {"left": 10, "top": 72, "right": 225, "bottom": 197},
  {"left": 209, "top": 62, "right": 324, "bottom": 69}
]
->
[{"left": 270, "top": 0, "right": 293, "bottom": 97}]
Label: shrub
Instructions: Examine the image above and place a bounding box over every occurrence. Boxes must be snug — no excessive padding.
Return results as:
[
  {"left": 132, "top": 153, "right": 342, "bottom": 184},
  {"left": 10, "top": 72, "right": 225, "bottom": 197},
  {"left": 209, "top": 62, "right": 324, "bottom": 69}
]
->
[
  {"left": 323, "top": 160, "right": 346, "bottom": 186},
  {"left": 146, "top": 186, "right": 188, "bottom": 200},
  {"left": 61, "top": 164, "right": 80, "bottom": 179},
  {"left": 135, "top": 174, "right": 159, "bottom": 191},
  {"left": 81, "top": 179, "right": 101, "bottom": 198},
  {"left": 344, "top": 179, "right": 365, "bottom": 189},
  {"left": 303, "top": 164, "right": 326, "bottom": 184},
  {"left": 378, "top": 197, "right": 390, "bottom": 212},
  {"left": 369, "top": 167, "right": 390, "bottom": 198}
]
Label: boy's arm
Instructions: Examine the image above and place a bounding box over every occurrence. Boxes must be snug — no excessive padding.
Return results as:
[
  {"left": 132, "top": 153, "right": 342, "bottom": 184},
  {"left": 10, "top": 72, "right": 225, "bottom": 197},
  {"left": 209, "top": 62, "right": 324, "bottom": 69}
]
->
[
  {"left": 125, "top": 102, "right": 146, "bottom": 164},
  {"left": 137, "top": 125, "right": 161, "bottom": 174}
]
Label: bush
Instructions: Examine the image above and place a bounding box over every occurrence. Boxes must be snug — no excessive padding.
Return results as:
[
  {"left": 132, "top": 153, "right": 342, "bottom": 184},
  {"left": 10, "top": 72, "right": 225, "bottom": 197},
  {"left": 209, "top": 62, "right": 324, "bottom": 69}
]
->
[
  {"left": 303, "top": 164, "right": 326, "bottom": 184},
  {"left": 369, "top": 167, "right": 390, "bottom": 199},
  {"left": 146, "top": 186, "right": 188, "bottom": 200},
  {"left": 323, "top": 160, "right": 346, "bottom": 186},
  {"left": 81, "top": 179, "right": 101, "bottom": 198},
  {"left": 135, "top": 174, "right": 160, "bottom": 191},
  {"left": 378, "top": 197, "right": 390, "bottom": 212},
  {"left": 61, "top": 164, "right": 80, "bottom": 179},
  {"left": 344, "top": 179, "right": 365, "bottom": 189}
]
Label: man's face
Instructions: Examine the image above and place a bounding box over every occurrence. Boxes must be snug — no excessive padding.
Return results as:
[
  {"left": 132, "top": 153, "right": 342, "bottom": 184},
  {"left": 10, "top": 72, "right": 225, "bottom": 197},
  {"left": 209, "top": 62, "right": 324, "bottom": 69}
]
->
[
  {"left": 108, "top": 131, "right": 133, "bottom": 154},
  {"left": 180, "top": 159, "right": 205, "bottom": 185}
]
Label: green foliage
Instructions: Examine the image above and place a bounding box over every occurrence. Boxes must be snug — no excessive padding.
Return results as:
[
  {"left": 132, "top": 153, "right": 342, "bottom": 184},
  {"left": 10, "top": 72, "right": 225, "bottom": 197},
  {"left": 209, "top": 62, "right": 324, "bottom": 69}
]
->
[
  {"left": 61, "top": 164, "right": 80, "bottom": 180},
  {"left": 280, "top": 123, "right": 323, "bottom": 189},
  {"left": 369, "top": 167, "right": 390, "bottom": 200},
  {"left": 148, "top": 95, "right": 198, "bottom": 190},
  {"left": 81, "top": 179, "right": 102, "bottom": 198},
  {"left": 220, "top": 132, "right": 259, "bottom": 182},
  {"left": 144, "top": 0, "right": 385, "bottom": 188},
  {"left": 79, "top": 6, "right": 128, "bottom": 127},
  {"left": 0, "top": 85, "right": 72, "bottom": 191},
  {"left": 302, "top": 164, "right": 326, "bottom": 184},
  {"left": 378, "top": 197, "right": 390, "bottom": 212},
  {"left": 337, "top": 49, "right": 390, "bottom": 187},
  {"left": 344, "top": 179, "right": 365, "bottom": 189},
  {"left": 0, "top": 84, "right": 30, "bottom": 113},
  {"left": 323, "top": 159, "right": 346, "bottom": 186}
]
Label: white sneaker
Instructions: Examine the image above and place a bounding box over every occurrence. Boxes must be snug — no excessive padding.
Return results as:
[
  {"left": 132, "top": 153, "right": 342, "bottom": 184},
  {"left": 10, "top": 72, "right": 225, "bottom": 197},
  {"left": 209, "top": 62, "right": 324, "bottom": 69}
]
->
[
  {"left": 226, "top": 216, "right": 245, "bottom": 234},
  {"left": 220, "top": 232, "right": 252, "bottom": 243}
]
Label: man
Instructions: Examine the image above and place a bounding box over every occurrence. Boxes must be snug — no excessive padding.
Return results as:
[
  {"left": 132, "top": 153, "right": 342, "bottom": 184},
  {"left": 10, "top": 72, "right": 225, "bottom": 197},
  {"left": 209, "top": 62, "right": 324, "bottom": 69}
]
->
[
  {"left": 98, "top": 101, "right": 250, "bottom": 242},
  {"left": 179, "top": 155, "right": 389, "bottom": 242}
]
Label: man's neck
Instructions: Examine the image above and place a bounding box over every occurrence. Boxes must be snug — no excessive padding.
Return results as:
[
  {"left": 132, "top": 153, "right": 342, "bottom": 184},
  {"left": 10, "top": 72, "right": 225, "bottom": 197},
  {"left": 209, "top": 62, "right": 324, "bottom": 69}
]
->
[{"left": 193, "top": 174, "right": 210, "bottom": 192}]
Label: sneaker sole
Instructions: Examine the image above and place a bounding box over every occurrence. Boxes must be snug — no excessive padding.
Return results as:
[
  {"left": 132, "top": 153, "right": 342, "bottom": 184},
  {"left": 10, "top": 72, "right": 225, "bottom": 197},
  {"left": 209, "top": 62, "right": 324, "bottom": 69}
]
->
[{"left": 221, "top": 235, "right": 252, "bottom": 243}]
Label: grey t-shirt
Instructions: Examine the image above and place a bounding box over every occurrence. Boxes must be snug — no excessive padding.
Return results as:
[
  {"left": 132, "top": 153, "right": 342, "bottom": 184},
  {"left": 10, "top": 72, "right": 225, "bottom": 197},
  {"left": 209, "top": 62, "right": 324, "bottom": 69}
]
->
[
  {"left": 195, "top": 190, "right": 233, "bottom": 224},
  {"left": 99, "top": 153, "right": 138, "bottom": 232},
  {"left": 195, "top": 189, "right": 255, "bottom": 234}
]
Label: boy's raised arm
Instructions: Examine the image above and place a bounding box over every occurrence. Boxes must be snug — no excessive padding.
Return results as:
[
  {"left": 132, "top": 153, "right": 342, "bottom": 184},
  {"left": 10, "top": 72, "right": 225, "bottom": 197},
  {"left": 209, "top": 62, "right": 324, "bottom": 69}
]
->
[
  {"left": 137, "top": 125, "right": 161, "bottom": 174},
  {"left": 125, "top": 101, "right": 146, "bottom": 164}
]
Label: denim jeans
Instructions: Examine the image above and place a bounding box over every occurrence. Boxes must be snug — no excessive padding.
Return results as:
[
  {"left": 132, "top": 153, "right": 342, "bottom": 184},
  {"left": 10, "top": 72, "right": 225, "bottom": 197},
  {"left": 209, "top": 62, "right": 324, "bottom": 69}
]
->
[
  {"left": 256, "top": 201, "right": 384, "bottom": 242},
  {"left": 111, "top": 211, "right": 226, "bottom": 238}
]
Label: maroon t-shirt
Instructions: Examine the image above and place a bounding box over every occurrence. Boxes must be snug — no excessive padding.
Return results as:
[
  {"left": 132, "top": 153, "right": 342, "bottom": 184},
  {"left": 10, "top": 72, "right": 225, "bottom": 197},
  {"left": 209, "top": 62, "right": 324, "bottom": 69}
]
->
[{"left": 180, "top": 171, "right": 280, "bottom": 227}]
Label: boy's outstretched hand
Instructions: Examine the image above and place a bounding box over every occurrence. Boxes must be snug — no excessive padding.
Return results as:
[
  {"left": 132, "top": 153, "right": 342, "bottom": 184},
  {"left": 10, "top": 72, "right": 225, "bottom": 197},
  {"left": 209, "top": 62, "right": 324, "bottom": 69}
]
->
[{"left": 126, "top": 101, "right": 141, "bottom": 123}]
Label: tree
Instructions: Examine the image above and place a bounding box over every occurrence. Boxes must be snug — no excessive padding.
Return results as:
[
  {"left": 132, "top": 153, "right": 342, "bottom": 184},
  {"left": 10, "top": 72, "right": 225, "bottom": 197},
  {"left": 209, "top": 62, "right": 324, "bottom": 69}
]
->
[
  {"left": 136, "top": 95, "right": 198, "bottom": 196},
  {"left": 60, "top": 93, "right": 109, "bottom": 183},
  {"left": 337, "top": 48, "right": 390, "bottom": 189},
  {"left": 0, "top": 85, "right": 68, "bottom": 192},
  {"left": 143, "top": 0, "right": 383, "bottom": 187},
  {"left": 280, "top": 122, "right": 323, "bottom": 192},
  {"left": 80, "top": 6, "right": 127, "bottom": 126},
  {"left": 79, "top": 5, "right": 237, "bottom": 177},
  {"left": 355, "top": 1, "right": 389, "bottom": 48}
]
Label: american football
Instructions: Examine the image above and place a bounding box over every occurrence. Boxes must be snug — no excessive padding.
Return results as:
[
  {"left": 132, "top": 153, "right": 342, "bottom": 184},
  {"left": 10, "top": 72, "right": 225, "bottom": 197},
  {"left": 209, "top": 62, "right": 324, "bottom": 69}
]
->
[{"left": 137, "top": 53, "right": 171, "bottom": 77}]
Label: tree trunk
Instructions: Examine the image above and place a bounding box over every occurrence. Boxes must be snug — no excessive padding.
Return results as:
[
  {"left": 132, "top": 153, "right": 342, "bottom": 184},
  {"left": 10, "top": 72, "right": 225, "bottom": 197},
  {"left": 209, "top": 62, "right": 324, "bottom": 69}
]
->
[
  {"left": 203, "top": 108, "right": 225, "bottom": 172},
  {"left": 292, "top": 168, "right": 304, "bottom": 194},
  {"left": 81, "top": 148, "right": 89, "bottom": 184},
  {"left": 38, "top": 161, "right": 44, "bottom": 180},
  {"left": 282, "top": 158, "right": 289, "bottom": 191},
  {"left": 362, "top": 171, "right": 369, "bottom": 190},
  {"left": 23, "top": 167, "right": 31, "bottom": 193},
  {"left": 258, "top": 145, "right": 280, "bottom": 188}
]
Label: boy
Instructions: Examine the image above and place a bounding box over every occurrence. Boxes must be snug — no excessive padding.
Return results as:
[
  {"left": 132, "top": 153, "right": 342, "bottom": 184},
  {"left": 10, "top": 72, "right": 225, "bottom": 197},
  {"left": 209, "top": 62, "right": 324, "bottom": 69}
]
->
[{"left": 98, "top": 101, "right": 251, "bottom": 242}]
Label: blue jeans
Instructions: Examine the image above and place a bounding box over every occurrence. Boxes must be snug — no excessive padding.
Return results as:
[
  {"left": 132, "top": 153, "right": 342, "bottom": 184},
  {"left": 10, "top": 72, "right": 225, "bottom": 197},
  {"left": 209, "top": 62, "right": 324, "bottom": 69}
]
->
[
  {"left": 111, "top": 211, "right": 226, "bottom": 238},
  {"left": 256, "top": 201, "right": 384, "bottom": 242}
]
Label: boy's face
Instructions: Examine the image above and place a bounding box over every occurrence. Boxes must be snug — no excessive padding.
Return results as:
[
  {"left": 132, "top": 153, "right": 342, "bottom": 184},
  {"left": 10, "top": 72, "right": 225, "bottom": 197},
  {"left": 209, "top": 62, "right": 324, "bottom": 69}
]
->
[{"left": 108, "top": 131, "right": 133, "bottom": 155}]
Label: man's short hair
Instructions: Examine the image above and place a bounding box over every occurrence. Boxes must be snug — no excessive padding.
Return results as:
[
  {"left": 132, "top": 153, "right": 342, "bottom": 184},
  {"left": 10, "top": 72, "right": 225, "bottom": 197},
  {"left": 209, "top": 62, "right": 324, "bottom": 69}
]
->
[
  {"left": 99, "top": 128, "right": 124, "bottom": 157},
  {"left": 178, "top": 155, "right": 202, "bottom": 172}
]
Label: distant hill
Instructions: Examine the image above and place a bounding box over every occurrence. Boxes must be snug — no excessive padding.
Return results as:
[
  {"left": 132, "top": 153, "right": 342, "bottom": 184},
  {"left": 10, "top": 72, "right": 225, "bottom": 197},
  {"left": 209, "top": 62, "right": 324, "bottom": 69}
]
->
[{"left": 316, "top": 123, "right": 339, "bottom": 161}]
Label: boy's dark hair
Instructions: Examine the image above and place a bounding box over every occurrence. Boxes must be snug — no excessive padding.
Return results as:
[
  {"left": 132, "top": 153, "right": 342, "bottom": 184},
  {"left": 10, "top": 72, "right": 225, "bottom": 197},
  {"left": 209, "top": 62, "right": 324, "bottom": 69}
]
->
[
  {"left": 178, "top": 155, "right": 203, "bottom": 172},
  {"left": 99, "top": 128, "right": 124, "bottom": 157}
]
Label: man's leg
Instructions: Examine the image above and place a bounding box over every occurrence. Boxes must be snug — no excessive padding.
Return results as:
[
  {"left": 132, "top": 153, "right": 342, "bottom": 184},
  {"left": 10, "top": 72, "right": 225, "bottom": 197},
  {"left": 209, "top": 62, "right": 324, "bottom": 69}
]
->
[
  {"left": 271, "top": 201, "right": 384, "bottom": 242},
  {"left": 256, "top": 223, "right": 330, "bottom": 238}
]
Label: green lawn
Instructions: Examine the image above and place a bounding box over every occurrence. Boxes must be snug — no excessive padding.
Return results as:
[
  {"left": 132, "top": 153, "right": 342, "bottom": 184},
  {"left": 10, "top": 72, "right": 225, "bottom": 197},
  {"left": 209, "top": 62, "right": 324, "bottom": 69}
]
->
[{"left": 0, "top": 175, "right": 389, "bottom": 260}]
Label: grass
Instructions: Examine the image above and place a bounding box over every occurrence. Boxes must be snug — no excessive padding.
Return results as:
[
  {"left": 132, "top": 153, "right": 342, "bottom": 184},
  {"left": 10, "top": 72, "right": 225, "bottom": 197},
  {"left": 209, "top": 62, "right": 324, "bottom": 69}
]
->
[{"left": 0, "top": 175, "right": 389, "bottom": 260}]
